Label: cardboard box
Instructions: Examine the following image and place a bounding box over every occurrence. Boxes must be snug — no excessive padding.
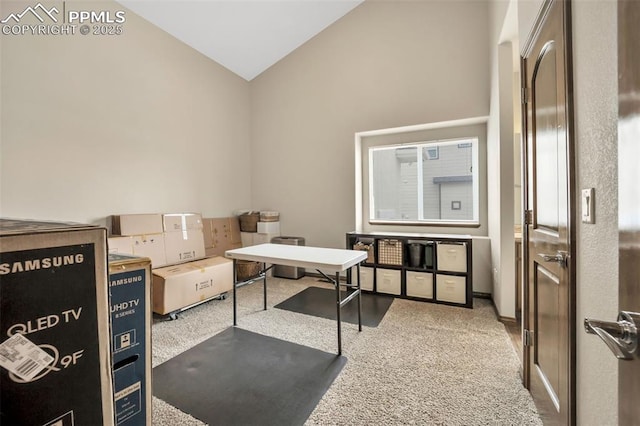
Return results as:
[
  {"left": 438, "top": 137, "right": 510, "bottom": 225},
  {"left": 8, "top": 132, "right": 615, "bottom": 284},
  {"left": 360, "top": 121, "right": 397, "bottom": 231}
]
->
[
  {"left": 152, "top": 256, "right": 233, "bottom": 315},
  {"left": 257, "top": 221, "right": 280, "bottom": 234},
  {"left": 0, "top": 219, "right": 114, "bottom": 426},
  {"left": 228, "top": 216, "right": 241, "bottom": 244},
  {"left": 108, "top": 236, "right": 134, "bottom": 255},
  {"left": 111, "top": 214, "right": 163, "bottom": 236},
  {"left": 131, "top": 234, "right": 167, "bottom": 269},
  {"left": 108, "top": 254, "right": 152, "bottom": 426},
  {"left": 164, "top": 230, "right": 205, "bottom": 265},
  {"left": 162, "top": 213, "right": 203, "bottom": 232},
  {"left": 203, "top": 217, "right": 242, "bottom": 256},
  {"left": 205, "top": 243, "right": 241, "bottom": 259},
  {"left": 202, "top": 218, "right": 223, "bottom": 249}
]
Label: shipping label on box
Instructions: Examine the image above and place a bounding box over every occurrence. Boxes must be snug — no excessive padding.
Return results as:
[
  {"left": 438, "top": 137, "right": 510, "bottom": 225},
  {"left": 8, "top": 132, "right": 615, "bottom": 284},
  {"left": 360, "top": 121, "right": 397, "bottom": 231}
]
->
[
  {"left": 109, "top": 254, "right": 151, "bottom": 426},
  {"left": 162, "top": 213, "right": 203, "bottom": 232},
  {"left": 164, "top": 230, "right": 205, "bottom": 265},
  {"left": 151, "top": 256, "right": 233, "bottom": 314},
  {"left": 0, "top": 230, "right": 113, "bottom": 426},
  {"left": 111, "top": 214, "right": 163, "bottom": 236},
  {"left": 131, "top": 234, "right": 167, "bottom": 269}
]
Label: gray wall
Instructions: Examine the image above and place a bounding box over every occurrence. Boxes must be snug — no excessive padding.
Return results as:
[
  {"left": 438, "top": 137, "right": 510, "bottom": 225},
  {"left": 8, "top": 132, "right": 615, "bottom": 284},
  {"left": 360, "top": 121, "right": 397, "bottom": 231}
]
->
[{"left": 0, "top": 0, "right": 252, "bottom": 225}]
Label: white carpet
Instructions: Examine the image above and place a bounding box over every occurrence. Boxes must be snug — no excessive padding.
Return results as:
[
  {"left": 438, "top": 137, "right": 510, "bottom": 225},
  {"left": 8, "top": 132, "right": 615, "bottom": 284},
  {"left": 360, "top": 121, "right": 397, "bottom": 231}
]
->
[{"left": 151, "top": 276, "right": 541, "bottom": 425}]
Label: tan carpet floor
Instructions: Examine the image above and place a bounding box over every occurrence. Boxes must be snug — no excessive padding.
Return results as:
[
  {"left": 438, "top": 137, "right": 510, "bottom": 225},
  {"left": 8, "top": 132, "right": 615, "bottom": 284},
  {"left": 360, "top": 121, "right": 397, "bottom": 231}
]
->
[{"left": 151, "top": 276, "right": 542, "bottom": 425}]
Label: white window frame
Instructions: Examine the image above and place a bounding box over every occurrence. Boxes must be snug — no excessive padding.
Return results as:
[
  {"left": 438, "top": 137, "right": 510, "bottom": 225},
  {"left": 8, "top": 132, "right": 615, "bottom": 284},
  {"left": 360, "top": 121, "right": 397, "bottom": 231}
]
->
[
  {"left": 367, "top": 137, "right": 479, "bottom": 225},
  {"left": 354, "top": 117, "right": 488, "bottom": 233}
]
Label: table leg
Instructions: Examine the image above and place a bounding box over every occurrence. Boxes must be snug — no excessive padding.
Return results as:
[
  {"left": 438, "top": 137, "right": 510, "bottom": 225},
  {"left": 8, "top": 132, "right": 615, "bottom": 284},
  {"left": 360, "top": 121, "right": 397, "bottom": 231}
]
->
[
  {"left": 357, "top": 263, "right": 362, "bottom": 332},
  {"left": 263, "top": 262, "right": 267, "bottom": 311},
  {"left": 233, "top": 259, "right": 237, "bottom": 326},
  {"left": 335, "top": 271, "right": 342, "bottom": 355}
]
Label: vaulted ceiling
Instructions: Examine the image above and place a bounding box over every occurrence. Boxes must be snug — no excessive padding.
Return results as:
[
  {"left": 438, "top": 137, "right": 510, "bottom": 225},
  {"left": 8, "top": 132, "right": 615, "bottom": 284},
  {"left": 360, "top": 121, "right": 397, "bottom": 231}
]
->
[{"left": 117, "top": 0, "right": 364, "bottom": 81}]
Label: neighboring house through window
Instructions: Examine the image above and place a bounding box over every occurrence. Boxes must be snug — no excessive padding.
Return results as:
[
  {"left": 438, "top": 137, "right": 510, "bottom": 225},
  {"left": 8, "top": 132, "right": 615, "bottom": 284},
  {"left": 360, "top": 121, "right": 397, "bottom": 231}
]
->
[
  {"left": 355, "top": 118, "right": 487, "bottom": 231},
  {"left": 369, "top": 137, "right": 478, "bottom": 224}
]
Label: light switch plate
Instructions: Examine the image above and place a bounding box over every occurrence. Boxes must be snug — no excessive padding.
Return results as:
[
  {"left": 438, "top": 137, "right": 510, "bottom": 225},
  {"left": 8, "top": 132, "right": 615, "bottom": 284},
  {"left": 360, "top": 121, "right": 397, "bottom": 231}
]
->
[{"left": 581, "top": 188, "right": 595, "bottom": 224}]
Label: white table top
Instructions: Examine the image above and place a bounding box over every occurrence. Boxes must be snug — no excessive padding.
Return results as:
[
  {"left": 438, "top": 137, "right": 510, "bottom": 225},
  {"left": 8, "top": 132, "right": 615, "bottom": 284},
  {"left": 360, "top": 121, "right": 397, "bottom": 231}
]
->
[{"left": 225, "top": 243, "right": 368, "bottom": 273}]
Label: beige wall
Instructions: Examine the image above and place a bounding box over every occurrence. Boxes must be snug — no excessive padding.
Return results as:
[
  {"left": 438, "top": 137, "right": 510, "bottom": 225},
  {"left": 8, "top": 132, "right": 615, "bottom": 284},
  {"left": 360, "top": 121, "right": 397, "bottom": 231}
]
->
[
  {"left": 1, "top": 0, "right": 622, "bottom": 422},
  {"left": 0, "top": 1, "right": 251, "bottom": 226},
  {"left": 572, "top": 1, "right": 619, "bottom": 423},
  {"left": 250, "top": 0, "right": 490, "bottom": 249},
  {"left": 514, "top": 0, "right": 619, "bottom": 423}
]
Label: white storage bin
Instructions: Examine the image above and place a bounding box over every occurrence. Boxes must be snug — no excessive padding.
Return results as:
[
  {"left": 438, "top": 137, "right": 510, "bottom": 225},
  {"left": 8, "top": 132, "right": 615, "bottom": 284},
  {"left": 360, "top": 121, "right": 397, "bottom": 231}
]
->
[
  {"left": 437, "top": 242, "right": 467, "bottom": 273},
  {"left": 436, "top": 274, "right": 466, "bottom": 304},
  {"left": 357, "top": 266, "right": 374, "bottom": 291},
  {"left": 406, "top": 271, "right": 433, "bottom": 299},
  {"left": 257, "top": 221, "right": 280, "bottom": 234},
  {"left": 376, "top": 269, "right": 401, "bottom": 295}
]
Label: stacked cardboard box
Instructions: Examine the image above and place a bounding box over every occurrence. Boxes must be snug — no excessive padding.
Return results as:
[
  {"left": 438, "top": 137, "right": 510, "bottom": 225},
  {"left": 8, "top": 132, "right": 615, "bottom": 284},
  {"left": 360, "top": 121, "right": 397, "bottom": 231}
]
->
[
  {"left": 109, "top": 213, "right": 235, "bottom": 316},
  {"left": 109, "top": 213, "right": 205, "bottom": 269},
  {"left": 0, "top": 219, "right": 114, "bottom": 425}
]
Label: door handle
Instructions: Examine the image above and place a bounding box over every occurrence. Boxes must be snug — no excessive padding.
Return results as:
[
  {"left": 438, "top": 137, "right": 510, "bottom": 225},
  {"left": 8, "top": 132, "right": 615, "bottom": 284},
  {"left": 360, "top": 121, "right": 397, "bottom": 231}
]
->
[
  {"left": 540, "top": 251, "right": 569, "bottom": 267},
  {"left": 584, "top": 311, "right": 640, "bottom": 360}
]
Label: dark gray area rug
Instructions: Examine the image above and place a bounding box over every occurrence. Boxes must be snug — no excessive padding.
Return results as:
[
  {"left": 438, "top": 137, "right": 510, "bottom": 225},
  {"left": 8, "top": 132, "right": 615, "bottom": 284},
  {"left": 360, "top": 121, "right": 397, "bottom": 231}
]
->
[
  {"left": 153, "top": 327, "right": 346, "bottom": 426},
  {"left": 274, "top": 286, "right": 393, "bottom": 327}
]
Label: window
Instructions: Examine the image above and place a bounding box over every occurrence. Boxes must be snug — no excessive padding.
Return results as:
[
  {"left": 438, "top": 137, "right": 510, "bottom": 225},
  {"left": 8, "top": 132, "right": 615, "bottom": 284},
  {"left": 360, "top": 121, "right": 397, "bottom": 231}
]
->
[{"left": 369, "top": 137, "right": 479, "bottom": 224}]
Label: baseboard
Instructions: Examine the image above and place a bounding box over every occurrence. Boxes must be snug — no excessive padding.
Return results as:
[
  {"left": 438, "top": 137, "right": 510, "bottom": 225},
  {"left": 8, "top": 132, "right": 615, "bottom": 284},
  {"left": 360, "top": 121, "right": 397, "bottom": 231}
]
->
[{"left": 472, "top": 291, "right": 492, "bottom": 299}]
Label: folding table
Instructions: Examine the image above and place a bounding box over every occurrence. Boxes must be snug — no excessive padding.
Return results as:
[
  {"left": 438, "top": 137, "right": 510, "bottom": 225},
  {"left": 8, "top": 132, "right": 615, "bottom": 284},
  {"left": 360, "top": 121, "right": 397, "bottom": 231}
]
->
[{"left": 225, "top": 243, "right": 367, "bottom": 355}]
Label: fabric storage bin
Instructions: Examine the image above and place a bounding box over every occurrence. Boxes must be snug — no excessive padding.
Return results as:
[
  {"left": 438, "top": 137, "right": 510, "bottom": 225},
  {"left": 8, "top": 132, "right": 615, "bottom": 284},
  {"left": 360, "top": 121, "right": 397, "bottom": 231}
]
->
[
  {"left": 353, "top": 241, "right": 374, "bottom": 263},
  {"left": 358, "top": 266, "right": 374, "bottom": 291},
  {"left": 436, "top": 274, "right": 466, "bottom": 304},
  {"left": 376, "top": 268, "right": 401, "bottom": 295},
  {"left": 436, "top": 242, "right": 467, "bottom": 273},
  {"left": 377, "top": 239, "right": 403, "bottom": 265},
  {"left": 260, "top": 211, "right": 279, "bottom": 222},
  {"left": 406, "top": 271, "right": 433, "bottom": 299},
  {"left": 236, "top": 260, "right": 261, "bottom": 281},
  {"left": 239, "top": 212, "right": 260, "bottom": 232}
]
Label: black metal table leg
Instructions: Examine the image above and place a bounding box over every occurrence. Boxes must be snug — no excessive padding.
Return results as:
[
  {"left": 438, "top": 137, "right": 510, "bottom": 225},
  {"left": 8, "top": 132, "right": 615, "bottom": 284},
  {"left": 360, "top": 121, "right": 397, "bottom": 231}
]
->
[
  {"left": 357, "top": 263, "right": 362, "bottom": 332},
  {"left": 233, "top": 259, "right": 237, "bottom": 326},
  {"left": 263, "top": 262, "right": 267, "bottom": 311},
  {"left": 335, "top": 271, "right": 342, "bottom": 355}
]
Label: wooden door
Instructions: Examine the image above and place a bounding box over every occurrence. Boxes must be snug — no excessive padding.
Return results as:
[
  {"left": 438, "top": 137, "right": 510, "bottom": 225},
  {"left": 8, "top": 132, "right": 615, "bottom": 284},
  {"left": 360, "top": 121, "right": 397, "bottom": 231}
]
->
[
  {"left": 521, "top": 0, "right": 575, "bottom": 424},
  {"left": 617, "top": 1, "right": 640, "bottom": 422}
]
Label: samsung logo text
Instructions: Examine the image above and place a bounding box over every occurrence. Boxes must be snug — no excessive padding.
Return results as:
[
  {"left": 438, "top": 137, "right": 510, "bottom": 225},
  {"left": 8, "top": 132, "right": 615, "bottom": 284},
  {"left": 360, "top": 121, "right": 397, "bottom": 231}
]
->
[{"left": 0, "top": 254, "right": 85, "bottom": 275}]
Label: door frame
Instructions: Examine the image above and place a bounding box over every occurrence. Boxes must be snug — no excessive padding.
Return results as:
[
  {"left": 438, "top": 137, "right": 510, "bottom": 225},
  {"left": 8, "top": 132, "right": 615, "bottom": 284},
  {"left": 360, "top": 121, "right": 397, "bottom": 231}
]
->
[
  {"left": 520, "top": 0, "right": 577, "bottom": 424},
  {"left": 617, "top": 1, "right": 640, "bottom": 422}
]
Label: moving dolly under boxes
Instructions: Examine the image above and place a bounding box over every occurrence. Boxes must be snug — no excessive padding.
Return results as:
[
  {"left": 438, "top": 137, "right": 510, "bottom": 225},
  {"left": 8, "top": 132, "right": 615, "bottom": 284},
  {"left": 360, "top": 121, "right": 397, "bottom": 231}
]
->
[{"left": 0, "top": 219, "right": 115, "bottom": 426}]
